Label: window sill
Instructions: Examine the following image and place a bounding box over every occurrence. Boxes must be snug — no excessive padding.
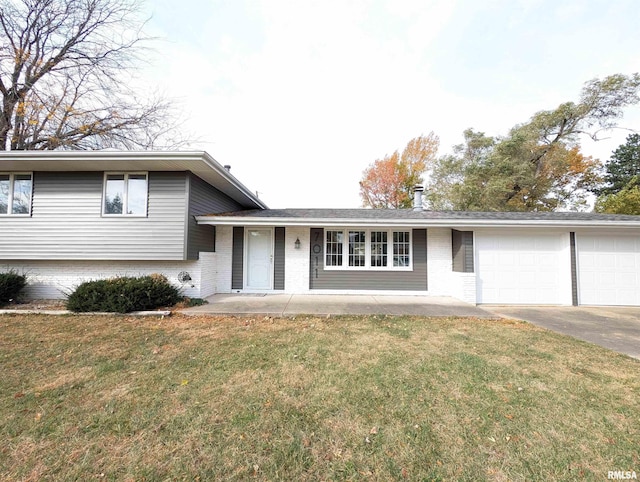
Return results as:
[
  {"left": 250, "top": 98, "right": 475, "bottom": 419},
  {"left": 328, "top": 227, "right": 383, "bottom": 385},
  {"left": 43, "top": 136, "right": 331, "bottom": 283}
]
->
[{"left": 323, "top": 266, "right": 413, "bottom": 272}]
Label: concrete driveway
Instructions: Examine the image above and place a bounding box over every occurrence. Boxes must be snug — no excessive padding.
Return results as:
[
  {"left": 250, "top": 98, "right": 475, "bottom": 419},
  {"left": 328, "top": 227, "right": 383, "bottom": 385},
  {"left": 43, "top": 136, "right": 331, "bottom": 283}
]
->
[
  {"left": 181, "top": 293, "right": 495, "bottom": 318},
  {"left": 487, "top": 305, "right": 640, "bottom": 359}
]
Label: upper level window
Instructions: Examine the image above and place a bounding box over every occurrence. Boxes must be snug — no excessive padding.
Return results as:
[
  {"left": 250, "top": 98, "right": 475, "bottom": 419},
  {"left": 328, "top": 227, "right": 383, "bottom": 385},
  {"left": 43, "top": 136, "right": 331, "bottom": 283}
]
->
[
  {"left": 0, "top": 173, "right": 33, "bottom": 215},
  {"left": 325, "top": 229, "right": 411, "bottom": 270},
  {"left": 103, "top": 173, "right": 148, "bottom": 216}
]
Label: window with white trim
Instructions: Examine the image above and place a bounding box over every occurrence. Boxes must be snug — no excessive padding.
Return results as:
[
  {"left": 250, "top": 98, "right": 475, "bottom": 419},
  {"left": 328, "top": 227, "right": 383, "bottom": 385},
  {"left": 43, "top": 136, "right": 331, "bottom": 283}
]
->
[
  {"left": 349, "top": 231, "right": 366, "bottom": 266},
  {"left": 370, "top": 231, "right": 388, "bottom": 267},
  {"left": 103, "top": 173, "right": 148, "bottom": 215},
  {"left": 393, "top": 231, "right": 410, "bottom": 267},
  {"left": 325, "top": 229, "right": 411, "bottom": 270},
  {"left": 0, "top": 173, "right": 33, "bottom": 215},
  {"left": 325, "top": 230, "right": 343, "bottom": 266}
]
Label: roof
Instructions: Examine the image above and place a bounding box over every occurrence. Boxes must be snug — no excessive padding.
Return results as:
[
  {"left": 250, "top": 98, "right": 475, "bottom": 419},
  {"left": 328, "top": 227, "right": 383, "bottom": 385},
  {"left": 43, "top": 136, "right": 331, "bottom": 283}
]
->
[
  {"left": 0, "top": 150, "right": 267, "bottom": 210},
  {"left": 196, "top": 208, "right": 640, "bottom": 228}
]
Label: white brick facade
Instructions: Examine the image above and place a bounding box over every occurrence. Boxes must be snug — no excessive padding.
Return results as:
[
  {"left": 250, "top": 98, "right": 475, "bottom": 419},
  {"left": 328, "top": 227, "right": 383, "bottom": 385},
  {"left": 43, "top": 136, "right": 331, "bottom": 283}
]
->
[
  {"left": 198, "top": 252, "right": 217, "bottom": 298},
  {"left": 426, "top": 228, "right": 477, "bottom": 303},
  {"left": 2, "top": 257, "right": 216, "bottom": 300},
  {"left": 213, "top": 225, "right": 233, "bottom": 293},
  {"left": 285, "top": 226, "right": 310, "bottom": 293},
  {"left": 211, "top": 226, "right": 473, "bottom": 300},
  {"left": 7, "top": 227, "right": 476, "bottom": 304}
]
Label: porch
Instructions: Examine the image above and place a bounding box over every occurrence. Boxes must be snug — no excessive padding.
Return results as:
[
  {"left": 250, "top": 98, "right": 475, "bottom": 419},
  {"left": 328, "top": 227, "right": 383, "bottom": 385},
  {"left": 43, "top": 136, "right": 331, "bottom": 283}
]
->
[{"left": 180, "top": 293, "right": 495, "bottom": 318}]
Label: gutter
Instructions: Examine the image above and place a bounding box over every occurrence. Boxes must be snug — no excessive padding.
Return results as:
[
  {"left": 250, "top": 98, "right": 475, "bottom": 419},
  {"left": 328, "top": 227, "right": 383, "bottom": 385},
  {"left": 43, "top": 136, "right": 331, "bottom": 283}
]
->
[
  {"left": 199, "top": 152, "right": 268, "bottom": 210},
  {"left": 0, "top": 150, "right": 267, "bottom": 210},
  {"left": 194, "top": 216, "right": 640, "bottom": 229}
]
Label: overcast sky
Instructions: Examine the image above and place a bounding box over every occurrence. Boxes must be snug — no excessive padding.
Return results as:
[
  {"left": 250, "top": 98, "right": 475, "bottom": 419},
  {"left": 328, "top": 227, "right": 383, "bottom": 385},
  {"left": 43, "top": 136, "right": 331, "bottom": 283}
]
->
[{"left": 141, "top": 0, "right": 640, "bottom": 208}]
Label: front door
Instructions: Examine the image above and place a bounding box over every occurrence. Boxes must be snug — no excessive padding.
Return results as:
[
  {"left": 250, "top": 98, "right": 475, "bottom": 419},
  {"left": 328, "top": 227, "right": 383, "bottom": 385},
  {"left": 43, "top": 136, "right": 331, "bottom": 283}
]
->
[{"left": 246, "top": 228, "right": 273, "bottom": 290}]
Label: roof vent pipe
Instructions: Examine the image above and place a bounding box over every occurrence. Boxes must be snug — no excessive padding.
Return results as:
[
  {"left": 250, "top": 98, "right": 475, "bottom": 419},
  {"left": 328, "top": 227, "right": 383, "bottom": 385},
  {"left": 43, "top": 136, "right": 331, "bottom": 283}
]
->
[
  {"left": 413, "top": 185, "right": 424, "bottom": 211},
  {"left": 223, "top": 165, "right": 231, "bottom": 171}
]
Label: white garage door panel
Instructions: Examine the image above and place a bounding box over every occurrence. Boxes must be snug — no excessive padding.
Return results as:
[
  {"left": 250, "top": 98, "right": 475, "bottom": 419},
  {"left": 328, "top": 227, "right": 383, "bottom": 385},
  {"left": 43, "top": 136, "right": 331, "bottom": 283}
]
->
[
  {"left": 578, "top": 235, "right": 640, "bottom": 306},
  {"left": 477, "top": 233, "right": 564, "bottom": 304}
]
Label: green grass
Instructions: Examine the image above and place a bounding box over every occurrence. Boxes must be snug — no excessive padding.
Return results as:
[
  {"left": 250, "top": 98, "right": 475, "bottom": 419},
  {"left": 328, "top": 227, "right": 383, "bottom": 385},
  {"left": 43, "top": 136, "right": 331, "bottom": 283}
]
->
[{"left": 0, "top": 313, "right": 638, "bottom": 481}]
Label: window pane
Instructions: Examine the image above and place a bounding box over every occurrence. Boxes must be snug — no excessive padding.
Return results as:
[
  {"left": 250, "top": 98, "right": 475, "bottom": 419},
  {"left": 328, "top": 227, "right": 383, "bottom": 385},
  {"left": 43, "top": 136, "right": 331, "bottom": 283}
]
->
[
  {"left": 371, "top": 231, "right": 387, "bottom": 267},
  {"left": 104, "top": 174, "right": 124, "bottom": 214},
  {"left": 393, "top": 231, "right": 410, "bottom": 267},
  {"left": 349, "top": 231, "right": 365, "bottom": 267},
  {"left": 127, "top": 174, "right": 147, "bottom": 215},
  {"left": 0, "top": 174, "right": 9, "bottom": 214},
  {"left": 326, "top": 230, "right": 343, "bottom": 266},
  {"left": 12, "top": 174, "right": 32, "bottom": 214}
]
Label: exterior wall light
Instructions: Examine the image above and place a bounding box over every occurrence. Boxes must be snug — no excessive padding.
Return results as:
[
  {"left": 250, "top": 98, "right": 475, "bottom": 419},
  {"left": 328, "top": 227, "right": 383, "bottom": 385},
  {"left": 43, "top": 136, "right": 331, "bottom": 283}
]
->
[{"left": 295, "top": 237, "right": 301, "bottom": 250}]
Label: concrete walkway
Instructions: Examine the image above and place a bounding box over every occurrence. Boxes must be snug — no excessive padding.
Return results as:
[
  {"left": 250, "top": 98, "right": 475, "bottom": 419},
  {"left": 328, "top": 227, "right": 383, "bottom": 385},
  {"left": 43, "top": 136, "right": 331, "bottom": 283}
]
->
[
  {"left": 488, "top": 305, "right": 640, "bottom": 359},
  {"left": 180, "top": 293, "right": 496, "bottom": 318}
]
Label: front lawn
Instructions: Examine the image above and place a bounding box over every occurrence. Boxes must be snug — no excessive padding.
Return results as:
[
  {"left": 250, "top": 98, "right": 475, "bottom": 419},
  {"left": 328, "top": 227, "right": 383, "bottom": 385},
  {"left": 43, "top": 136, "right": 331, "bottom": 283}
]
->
[{"left": 0, "top": 314, "right": 638, "bottom": 480}]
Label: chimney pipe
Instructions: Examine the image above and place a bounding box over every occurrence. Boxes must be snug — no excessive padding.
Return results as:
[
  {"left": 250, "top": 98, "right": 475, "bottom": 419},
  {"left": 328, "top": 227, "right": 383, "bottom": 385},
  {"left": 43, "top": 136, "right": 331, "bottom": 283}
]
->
[{"left": 413, "top": 185, "right": 424, "bottom": 211}]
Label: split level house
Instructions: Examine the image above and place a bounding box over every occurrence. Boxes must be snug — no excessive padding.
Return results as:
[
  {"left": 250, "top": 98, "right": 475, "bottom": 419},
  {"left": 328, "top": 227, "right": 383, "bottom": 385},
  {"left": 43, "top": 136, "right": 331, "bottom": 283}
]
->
[{"left": 2, "top": 150, "right": 640, "bottom": 306}]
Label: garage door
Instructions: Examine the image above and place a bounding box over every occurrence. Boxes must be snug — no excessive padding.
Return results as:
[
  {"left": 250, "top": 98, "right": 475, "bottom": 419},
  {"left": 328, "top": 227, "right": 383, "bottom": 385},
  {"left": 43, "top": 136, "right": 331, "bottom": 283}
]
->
[
  {"left": 577, "top": 235, "right": 640, "bottom": 306},
  {"left": 476, "top": 233, "right": 565, "bottom": 304}
]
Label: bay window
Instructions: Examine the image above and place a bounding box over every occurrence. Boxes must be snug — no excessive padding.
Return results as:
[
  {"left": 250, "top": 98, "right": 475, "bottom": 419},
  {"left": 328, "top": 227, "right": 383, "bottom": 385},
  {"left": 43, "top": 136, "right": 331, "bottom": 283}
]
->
[
  {"left": 325, "top": 229, "right": 411, "bottom": 270},
  {"left": 0, "top": 173, "right": 33, "bottom": 215}
]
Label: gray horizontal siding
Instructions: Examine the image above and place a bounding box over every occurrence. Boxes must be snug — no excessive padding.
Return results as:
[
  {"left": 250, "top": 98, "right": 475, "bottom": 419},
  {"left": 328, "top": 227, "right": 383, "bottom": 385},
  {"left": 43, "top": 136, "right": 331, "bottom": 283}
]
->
[
  {"left": 309, "top": 228, "right": 428, "bottom": 290},
  {"left": 0, "top": 171, "right": 187, "bottom": 260},
  {"left": 232, "top": 227, "right": 244, "bottom": 290},
  {"left": 186, "top": 173, "right": 243, "bottom": 260},
  {"left": 452, "top": 230, "right": 474, "bottom": 273},
  {"left": 274, "top": 227, "right": 285, "bottom": 290}
]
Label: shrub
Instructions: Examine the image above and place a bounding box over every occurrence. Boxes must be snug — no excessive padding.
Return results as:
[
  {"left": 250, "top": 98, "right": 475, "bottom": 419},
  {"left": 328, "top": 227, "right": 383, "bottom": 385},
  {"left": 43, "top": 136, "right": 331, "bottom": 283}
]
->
[
  {"left": 184, "top": 297, "right": 207, "bottom": 307},
  {"left": 66, "top": 274, "right": 182, "bottom": 313},
  {"left": 0, "top": 271, "right": 27, "bottom": 306}
]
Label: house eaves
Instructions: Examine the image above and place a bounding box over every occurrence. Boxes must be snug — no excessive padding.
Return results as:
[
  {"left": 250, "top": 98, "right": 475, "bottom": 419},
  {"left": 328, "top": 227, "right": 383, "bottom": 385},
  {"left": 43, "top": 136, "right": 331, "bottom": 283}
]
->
[
  {"left": 195, "top": 209, "right": 640, "bottom": 229},
  {"left": 0, "top": 150, "right": 267, "bottom": 210}
]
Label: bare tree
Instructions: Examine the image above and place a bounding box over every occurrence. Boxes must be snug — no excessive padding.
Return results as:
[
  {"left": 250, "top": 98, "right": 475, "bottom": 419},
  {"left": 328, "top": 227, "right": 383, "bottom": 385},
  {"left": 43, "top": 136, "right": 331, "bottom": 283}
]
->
[{"left": 0, "top": 0, "right": 183, "bottom": 150}]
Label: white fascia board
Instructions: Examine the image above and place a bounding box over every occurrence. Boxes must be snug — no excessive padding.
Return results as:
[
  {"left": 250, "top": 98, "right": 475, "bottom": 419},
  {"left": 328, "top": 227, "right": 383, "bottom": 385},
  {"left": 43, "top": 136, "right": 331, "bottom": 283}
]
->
[
  {"left": 0, "top": 150, "right": 267, "bottom": 209},
  {"left": 198, "top": 151, "right": 267, "bottom": 209},
  {"left": 195, "top": 216, "right": 640, "bottom": 229},
  {"left": 196, "top": 217, "right": 422, "bottom": 228}
]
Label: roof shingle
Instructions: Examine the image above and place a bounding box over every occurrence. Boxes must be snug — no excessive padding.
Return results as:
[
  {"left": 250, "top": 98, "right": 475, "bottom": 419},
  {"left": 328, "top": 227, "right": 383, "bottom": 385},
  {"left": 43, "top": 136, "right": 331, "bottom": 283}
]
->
[{"left": 204, "top": 208, "right": 640, "bottom": 222}]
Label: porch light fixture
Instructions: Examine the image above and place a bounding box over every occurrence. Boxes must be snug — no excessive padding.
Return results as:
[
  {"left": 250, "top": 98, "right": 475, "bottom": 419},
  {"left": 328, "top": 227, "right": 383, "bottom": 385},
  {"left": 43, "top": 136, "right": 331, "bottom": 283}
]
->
[{"left": 295, "top": 237, "right": 301, "bottom": 250}]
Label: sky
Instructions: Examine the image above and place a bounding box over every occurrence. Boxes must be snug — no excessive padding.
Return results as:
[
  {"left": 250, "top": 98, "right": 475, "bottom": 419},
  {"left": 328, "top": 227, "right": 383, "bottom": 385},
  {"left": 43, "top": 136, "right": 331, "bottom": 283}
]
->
[{"left": 140, "top": 0, "right": 640, "bottom": 208}]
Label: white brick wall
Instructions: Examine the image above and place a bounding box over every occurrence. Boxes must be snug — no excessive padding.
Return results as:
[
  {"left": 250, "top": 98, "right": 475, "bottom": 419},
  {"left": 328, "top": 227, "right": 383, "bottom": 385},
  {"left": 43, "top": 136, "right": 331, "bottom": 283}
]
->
[
  {"left": 7, "top": 226, "right": 474, "bottom": 304},
  {"left": 2, "top": 259, "right": 207, "bottom": 300},
  {"left": 285, "top": 226, "right": 310, "bottom": 293},
  {"left": 199, "top": 252, "right": 217, "bottom": 297},
  {"left": 426, "top": 228, "right": 477, "bottom": 303},
  {"left": 426, "top": 228, "right": 454, "bottom": 296},
  {"left": 450, "top": 272, "right": 477, "bottom": 304},
  {"left": 214, "top": 225, "right": 233, "bottom": 293}
]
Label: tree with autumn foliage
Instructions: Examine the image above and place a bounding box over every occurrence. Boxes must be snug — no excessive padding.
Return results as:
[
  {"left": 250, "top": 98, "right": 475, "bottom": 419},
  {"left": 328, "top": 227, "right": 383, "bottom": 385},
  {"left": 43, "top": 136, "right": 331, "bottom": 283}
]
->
[
  {"left": 427, "top": 74, "right": 640, "bottom": 211},
  {"left": 0, "top": 0, "right": 183, "bottom": 150},
  {"left": 359, "top": 133, "right": 439, "bottom": 208}
]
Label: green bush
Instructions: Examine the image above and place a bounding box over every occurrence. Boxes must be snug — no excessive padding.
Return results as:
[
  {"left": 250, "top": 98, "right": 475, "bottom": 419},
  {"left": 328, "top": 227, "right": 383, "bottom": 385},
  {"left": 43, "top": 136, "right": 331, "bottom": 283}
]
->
[
  {"left": 184, "top": 297, "right": 207, "bottom": 307},
  {"left": 66, "top": 274, "right": 182, "bottom": 313},
  {"left": 0, "top": 271, "right": 27, "bottom": 306}
]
